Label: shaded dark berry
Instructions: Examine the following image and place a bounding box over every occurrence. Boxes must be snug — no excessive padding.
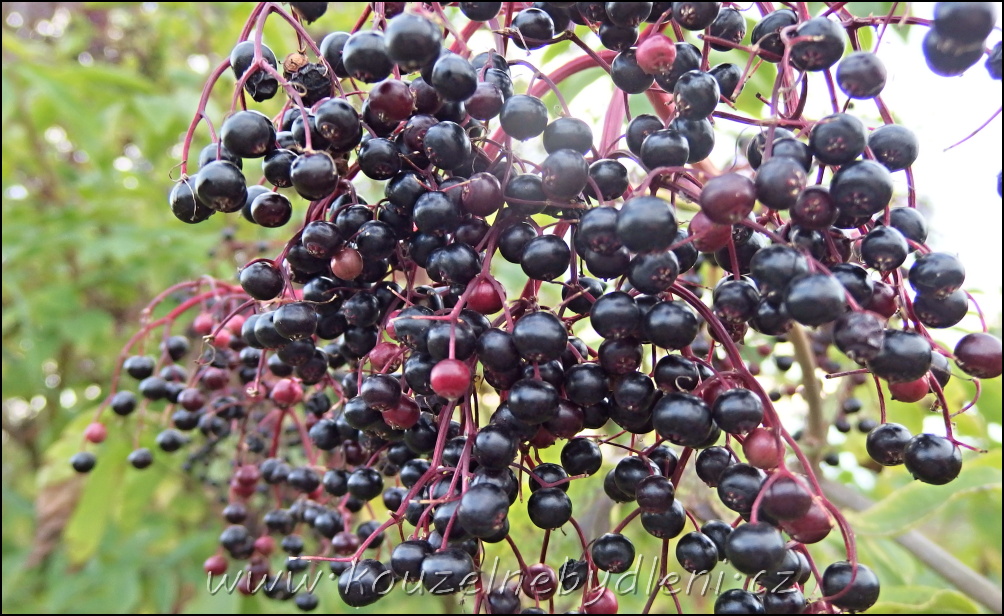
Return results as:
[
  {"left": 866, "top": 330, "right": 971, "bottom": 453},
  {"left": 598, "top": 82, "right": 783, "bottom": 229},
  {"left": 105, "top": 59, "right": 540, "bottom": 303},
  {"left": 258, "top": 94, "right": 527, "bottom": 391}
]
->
[
  {"left": 904, "top": 433, "right": 963, "bottom": 485},
  {"left": 790, "top": 17, "right": 846, "bottom": 72},
  {"left": 821, "top": 561, "right": 881, "bottom": 612}
]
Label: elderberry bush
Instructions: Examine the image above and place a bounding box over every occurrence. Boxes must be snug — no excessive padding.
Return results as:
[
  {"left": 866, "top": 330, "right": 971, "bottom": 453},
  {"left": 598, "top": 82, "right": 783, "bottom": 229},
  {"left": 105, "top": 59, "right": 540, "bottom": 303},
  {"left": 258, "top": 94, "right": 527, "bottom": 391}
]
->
[{"left": 73, "top": 2, "right": 1002, "bottom": 614}]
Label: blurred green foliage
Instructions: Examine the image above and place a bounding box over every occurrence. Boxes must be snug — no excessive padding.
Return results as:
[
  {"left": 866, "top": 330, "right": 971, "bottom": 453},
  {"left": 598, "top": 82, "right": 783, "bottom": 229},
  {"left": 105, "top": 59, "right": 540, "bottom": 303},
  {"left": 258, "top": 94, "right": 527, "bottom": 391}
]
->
[{"left": 1, "top": 2, "right": 1000, "bottom": 615}]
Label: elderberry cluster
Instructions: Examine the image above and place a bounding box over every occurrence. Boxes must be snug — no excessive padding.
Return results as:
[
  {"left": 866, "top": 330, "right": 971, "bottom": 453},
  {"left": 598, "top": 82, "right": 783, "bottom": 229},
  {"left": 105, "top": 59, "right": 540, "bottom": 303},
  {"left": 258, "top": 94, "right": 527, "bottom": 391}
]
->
[{"left": 71, "top": 2, "right": 1001, "bottom": 614}]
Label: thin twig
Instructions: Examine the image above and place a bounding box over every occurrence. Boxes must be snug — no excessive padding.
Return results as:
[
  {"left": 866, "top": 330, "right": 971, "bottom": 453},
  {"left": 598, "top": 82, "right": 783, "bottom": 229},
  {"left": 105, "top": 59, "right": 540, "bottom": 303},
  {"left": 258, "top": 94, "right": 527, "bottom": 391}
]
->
[
  {"left": 822, "top": 479, "right": 1004, "bottom": 614},
  {"left": 790, "top": 323, "right": 826, "bottom": 471}
]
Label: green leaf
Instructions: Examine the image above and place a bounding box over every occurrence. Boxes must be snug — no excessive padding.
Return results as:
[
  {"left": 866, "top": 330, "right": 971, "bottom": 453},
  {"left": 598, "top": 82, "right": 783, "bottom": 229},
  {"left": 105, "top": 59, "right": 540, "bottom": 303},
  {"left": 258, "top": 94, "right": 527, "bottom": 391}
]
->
[
  {"left": 847, "top": 449, "right": 1003, "bottom": 536},
  {"left": 37, "top": 411, "right": 98, "bottom": 488},
  {"left": 117, "top": 454, "right": 171, "bottom": 534},
  {"left": 239, "top": 593, "right": 265, "bottom": 614},
  {"left": 61, "top": 429, "right": 131, "bottom": 565},
  {"left": 539, "top": 67, "right": 605, "bottom": 117},
  {"left": 976, "top": 377, "right": 1002, "bottom": 425},
  {"left": 47, "top": 556, "right": 142, "bottom": 614},
  {"left": 541, "top": 38, "right": 572, "bottom": 66},
  {"left": 144, "top": 573, "right": 179, "bottom": 614},
  {"left": 1, "top": 73, "right": 12, "bottom": 126},
  {"left": 857, "top": 22, "right": 874, "bottom": 52},
  {"left": 868, "top": 586, "right": 982, "bottom": 613},
  {"left": 856, "top": 536, "right": 919, "bottom": 587}
]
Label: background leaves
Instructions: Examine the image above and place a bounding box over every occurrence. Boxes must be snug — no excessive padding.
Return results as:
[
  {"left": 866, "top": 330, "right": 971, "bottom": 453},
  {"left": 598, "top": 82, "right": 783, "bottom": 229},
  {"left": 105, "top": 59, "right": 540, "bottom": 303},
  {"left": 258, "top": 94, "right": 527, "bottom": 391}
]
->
[{"left": 1, "top": 3, "right": 1000, "bottom": 614}]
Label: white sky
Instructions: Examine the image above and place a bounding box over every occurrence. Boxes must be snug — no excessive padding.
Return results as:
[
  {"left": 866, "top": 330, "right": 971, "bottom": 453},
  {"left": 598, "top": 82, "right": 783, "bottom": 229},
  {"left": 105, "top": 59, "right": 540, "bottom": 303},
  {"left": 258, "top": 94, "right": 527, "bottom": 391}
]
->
[
  {"left": 534, "top": 5, "right": 1004, "bottom": 338},
  {"left": 876, "top": 3, "right": 1003, "bottom": 333}
]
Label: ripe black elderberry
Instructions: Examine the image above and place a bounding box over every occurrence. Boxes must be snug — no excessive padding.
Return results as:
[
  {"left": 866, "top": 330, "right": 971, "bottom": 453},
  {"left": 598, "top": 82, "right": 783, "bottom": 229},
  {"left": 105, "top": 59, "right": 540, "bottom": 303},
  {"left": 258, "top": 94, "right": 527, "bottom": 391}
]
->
[
  {"left": 821, "top": 562, "right": 881, "bottom": 612},
  {"left": 82, "top": 5, "right": 1004, "bottom": 615},
  {"left": 904, "top": 433, "right": 963, "bottom": 485}
]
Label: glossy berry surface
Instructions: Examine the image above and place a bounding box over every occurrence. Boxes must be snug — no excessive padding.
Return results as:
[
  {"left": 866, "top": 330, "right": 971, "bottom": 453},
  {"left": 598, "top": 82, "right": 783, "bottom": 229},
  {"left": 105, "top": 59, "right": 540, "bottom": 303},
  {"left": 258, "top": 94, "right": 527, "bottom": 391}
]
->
[
  {"left": 821, "top": 562, "right": 881, "bottom": 612},
  {"left": 591, "top": 533, "right": 635, "bottom": 573},
  {"left": 69, "top": 3, "right": 1004, "bottom": 614},
  {"left": 904, "top": 433, "right": 963, "bottom": 485}
]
